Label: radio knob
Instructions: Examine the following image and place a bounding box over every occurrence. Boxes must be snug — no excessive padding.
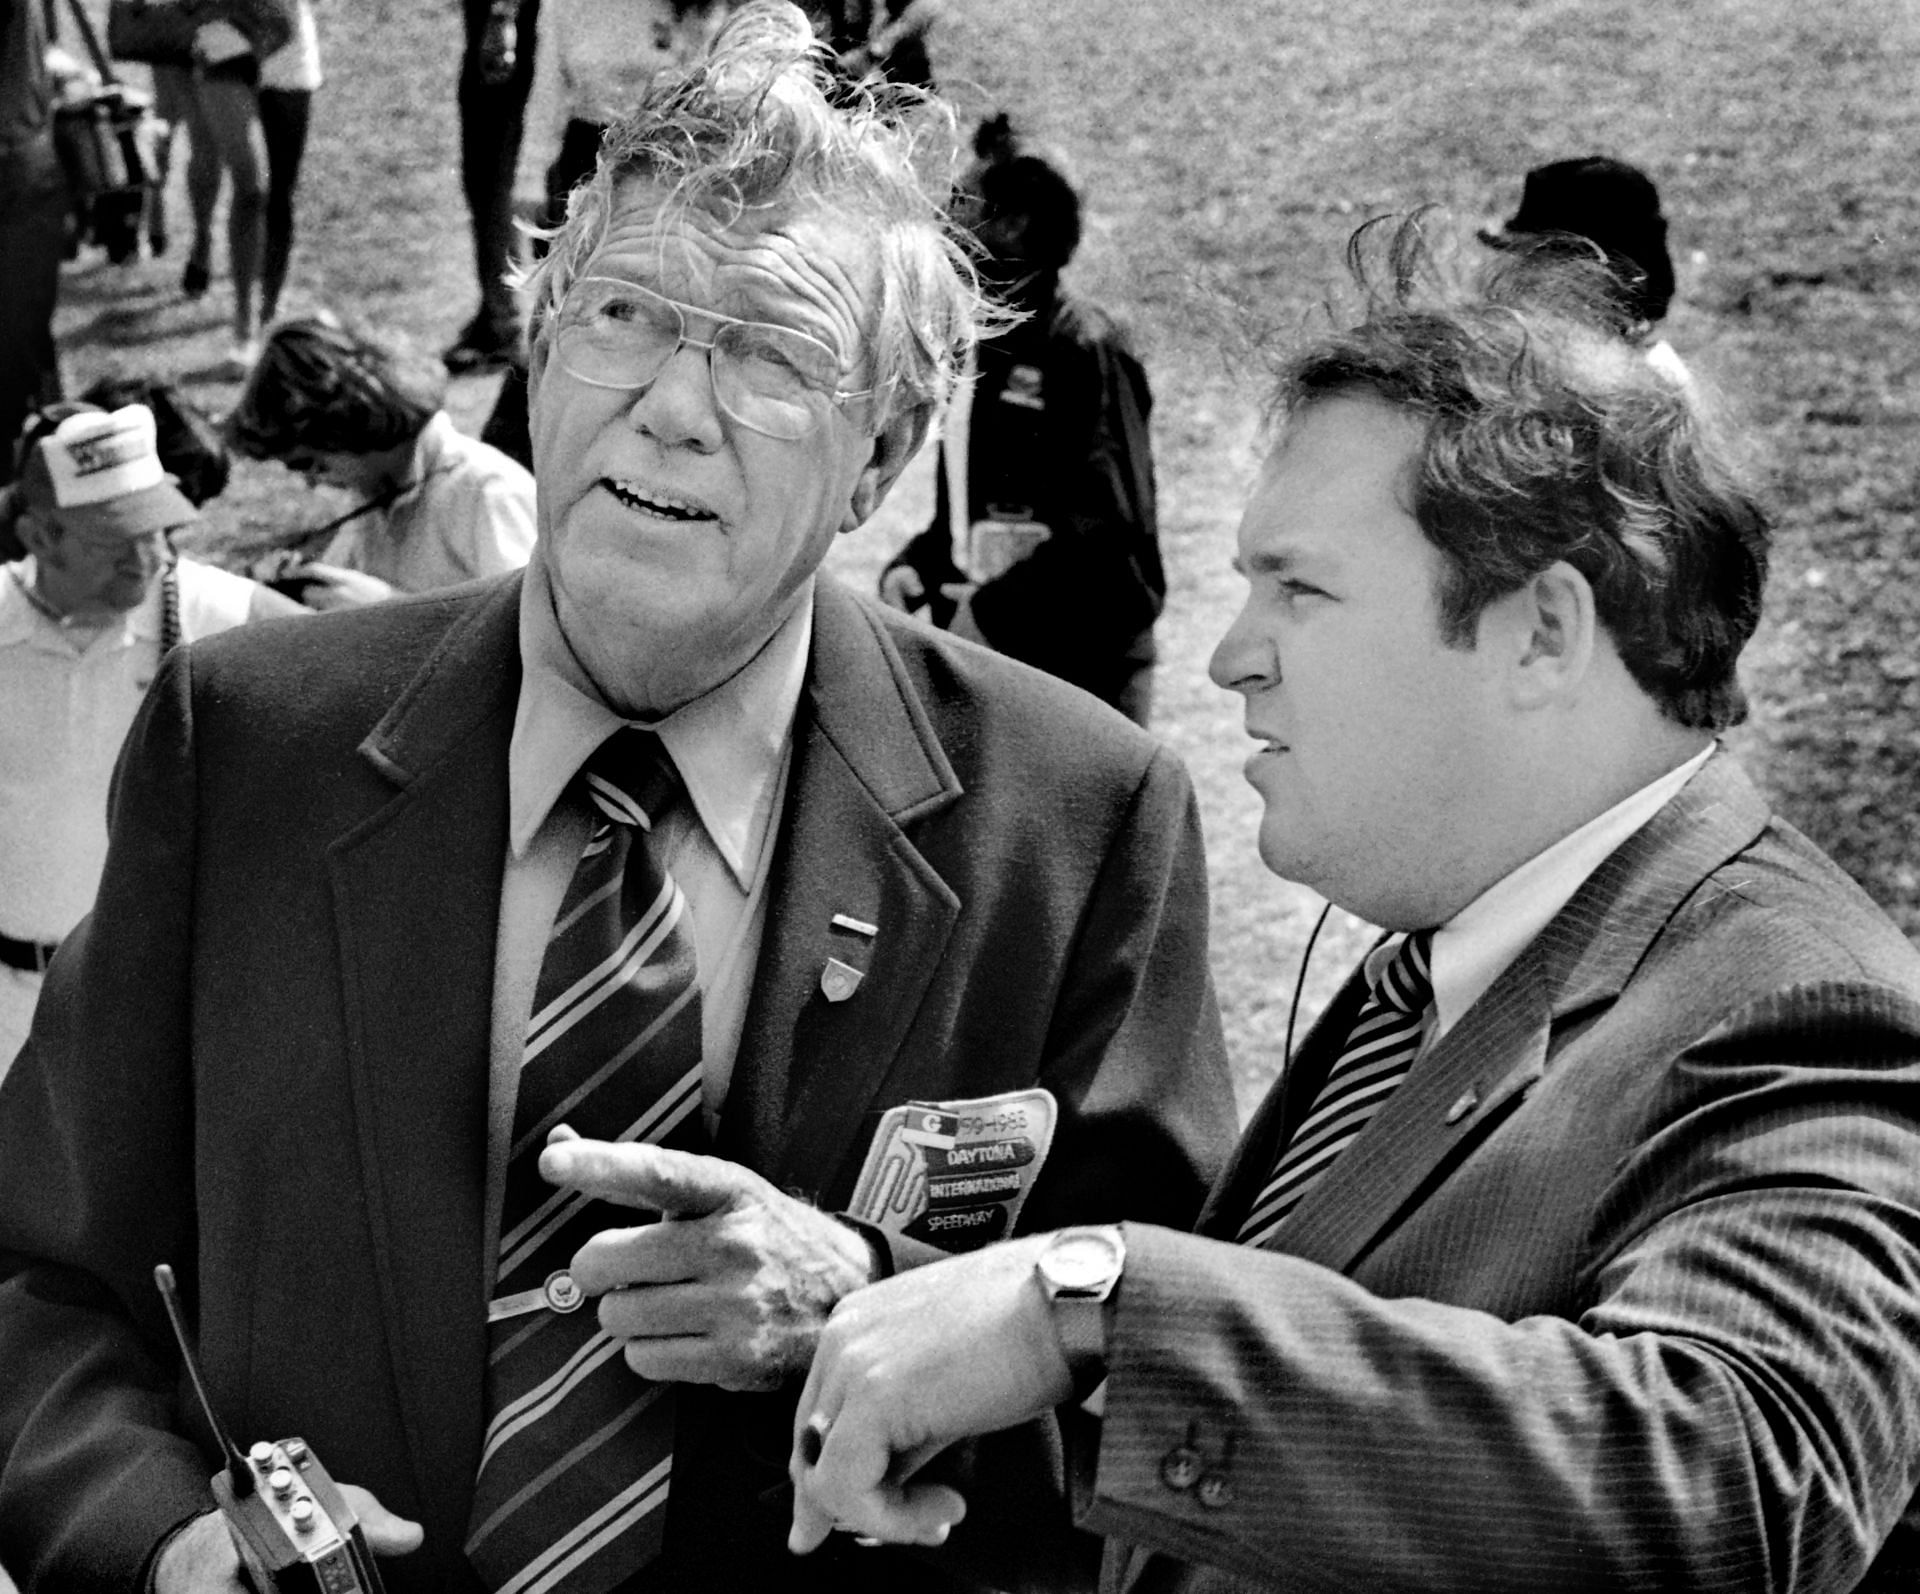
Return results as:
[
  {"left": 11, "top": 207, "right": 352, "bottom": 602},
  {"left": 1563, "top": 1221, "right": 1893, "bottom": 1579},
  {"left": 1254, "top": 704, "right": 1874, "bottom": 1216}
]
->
[
  {"left": 248, "top": 1442, "right": 275, "bottom": 1471},
  {"left": 268, "top": 1467, "right": 296, "bottom": 1498},
  {"left": 290, "top": 1498, "right": 316, "bottom": 1534}
]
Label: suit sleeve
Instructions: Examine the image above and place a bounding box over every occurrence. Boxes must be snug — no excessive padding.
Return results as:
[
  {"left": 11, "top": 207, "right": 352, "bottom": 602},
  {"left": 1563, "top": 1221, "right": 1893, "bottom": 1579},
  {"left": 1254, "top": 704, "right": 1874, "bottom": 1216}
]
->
[
  {"left": 1082, "top": 983, "right": 1920, "bottom": 1593},
  {"left": 0, "top": 649, "right": 219, "bottom": 1592}
]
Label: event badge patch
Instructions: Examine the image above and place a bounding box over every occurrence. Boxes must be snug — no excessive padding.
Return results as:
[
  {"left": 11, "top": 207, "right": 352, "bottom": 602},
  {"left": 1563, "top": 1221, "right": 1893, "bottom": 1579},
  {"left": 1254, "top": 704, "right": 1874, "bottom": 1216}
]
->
[{"left": 847, "top": 1089, "right": 1058, "bottom": 1253}]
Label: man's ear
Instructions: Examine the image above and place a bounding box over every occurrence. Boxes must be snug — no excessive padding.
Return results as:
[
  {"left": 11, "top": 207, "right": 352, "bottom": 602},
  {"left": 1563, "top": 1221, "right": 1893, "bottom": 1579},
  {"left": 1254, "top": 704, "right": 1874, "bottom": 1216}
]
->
[
  {"left": 13, "top": 508, "right": 57, "bottom": 562},
  {"left": 1493, "top": 560, "right": 1599, "bottom": 708},
  {"left": 843, "top": 400, "right": 934, "bottom": 532}
]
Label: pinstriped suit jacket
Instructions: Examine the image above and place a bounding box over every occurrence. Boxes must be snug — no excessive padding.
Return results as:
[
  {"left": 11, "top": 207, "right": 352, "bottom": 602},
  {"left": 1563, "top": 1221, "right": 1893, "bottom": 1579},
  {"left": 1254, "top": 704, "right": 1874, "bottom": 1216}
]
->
[{"left": 1076, "top": 752, "right": 1920, "bottom": 1594}]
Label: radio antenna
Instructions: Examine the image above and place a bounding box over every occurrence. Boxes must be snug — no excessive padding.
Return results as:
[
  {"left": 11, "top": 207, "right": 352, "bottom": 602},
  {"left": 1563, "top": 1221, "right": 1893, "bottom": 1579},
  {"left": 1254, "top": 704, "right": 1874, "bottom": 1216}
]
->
[{"left": 154, "top": 1263, "right": 255, "bottom": 1498}]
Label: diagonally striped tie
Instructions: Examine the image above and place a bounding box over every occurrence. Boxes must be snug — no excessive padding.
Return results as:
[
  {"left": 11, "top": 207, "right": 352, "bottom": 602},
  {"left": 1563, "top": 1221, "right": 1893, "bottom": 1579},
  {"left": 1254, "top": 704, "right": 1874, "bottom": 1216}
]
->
[
  {"left": 466, "top": 727, "right": 706, "bottom": 1594},
  {"left": 1238, "top": 930, "right": 1434, "bottom": 1250}
]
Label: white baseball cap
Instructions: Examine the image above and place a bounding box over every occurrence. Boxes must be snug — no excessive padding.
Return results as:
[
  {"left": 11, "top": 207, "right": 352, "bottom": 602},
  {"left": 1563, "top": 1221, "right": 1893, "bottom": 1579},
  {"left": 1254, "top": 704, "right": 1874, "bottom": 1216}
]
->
[{"left": 18, "top": 405, "right": 199, "bottom": 538}]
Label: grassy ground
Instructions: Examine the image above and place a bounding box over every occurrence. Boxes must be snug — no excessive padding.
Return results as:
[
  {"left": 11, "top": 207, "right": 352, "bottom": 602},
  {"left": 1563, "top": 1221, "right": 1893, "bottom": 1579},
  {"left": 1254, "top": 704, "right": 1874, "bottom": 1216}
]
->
[{"left": 48, "top": 0, "right": 1920, "bottom": 1122}]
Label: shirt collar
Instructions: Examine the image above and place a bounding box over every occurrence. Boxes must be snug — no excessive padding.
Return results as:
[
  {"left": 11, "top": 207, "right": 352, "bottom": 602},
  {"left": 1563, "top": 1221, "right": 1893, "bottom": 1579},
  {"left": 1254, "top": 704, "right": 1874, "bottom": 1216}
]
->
[
  {"left": 508, "top": 551, "right": 812, "bottom": 884},
  {"left": 379, "top": 412, "right": 451, "bottom": 518},
  {"left": 1423, "top": 741, "right": 1716, "bottom": 1037}
]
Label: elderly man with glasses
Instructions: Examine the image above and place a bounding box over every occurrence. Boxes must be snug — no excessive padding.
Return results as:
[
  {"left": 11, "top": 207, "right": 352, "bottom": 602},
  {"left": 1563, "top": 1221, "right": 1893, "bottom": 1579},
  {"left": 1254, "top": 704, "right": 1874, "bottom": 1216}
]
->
[{"left": 0, "top": 8, "right": 1233, "bottom": 1594}]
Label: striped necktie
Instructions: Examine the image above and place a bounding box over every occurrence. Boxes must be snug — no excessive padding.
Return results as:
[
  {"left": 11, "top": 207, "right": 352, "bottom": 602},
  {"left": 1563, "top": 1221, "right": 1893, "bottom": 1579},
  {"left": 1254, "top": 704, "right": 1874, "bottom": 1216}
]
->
[
  {"left": 466, "top": 727, "right": 706, "bottom": 1594},
  {"left": 1238, "top": 930, "right": 1434, "bottom": 1250}
]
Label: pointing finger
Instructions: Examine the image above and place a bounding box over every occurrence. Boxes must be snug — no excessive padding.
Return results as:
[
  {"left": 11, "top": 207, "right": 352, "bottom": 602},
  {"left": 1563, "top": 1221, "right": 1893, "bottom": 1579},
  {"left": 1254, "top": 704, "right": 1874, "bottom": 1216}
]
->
[{"left": 539, "top": 1139, "right": 745, "bottom": 1217}]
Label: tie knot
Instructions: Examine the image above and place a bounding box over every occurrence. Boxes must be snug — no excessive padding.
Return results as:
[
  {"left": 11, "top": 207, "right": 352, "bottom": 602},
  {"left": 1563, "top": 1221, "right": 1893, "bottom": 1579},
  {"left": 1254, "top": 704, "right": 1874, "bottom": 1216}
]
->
[
  {"left": 582, "top": 727, "right": 681, "bottom": 830},
  {"left": 1371, "top": 929, "right": 1434, "bottom": 1016}
]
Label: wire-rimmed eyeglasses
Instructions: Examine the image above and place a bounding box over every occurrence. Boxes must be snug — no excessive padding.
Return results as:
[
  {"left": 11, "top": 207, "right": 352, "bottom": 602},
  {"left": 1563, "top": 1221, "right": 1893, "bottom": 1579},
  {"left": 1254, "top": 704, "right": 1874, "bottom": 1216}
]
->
[{"left": 551, "top": 276, "right": 874, "bottom": 440}]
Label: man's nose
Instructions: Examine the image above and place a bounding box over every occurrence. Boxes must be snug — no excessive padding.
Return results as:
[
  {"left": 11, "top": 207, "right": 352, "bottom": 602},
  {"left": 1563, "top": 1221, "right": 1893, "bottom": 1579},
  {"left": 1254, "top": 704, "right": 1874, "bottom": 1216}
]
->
[
  {"left": 626, "top": 338, "right": 725, "bottom": 452},
  {"left": 1208, "top": 603, "right": 1274, "bottom": 695}
]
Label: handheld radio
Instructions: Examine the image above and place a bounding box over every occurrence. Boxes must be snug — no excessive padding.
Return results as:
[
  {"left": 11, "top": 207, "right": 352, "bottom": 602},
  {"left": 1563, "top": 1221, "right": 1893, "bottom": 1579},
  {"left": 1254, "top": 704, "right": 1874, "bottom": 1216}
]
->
[{"left": 153, "top": 1264, "right": 388, "bottom": 1594}]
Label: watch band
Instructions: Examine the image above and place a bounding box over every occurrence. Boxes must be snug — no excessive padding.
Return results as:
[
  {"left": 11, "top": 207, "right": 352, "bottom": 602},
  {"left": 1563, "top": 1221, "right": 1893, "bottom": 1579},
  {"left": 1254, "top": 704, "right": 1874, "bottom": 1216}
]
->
[{"left": 1035, "top": 1225, "right": 1125, "bottom": 1399}]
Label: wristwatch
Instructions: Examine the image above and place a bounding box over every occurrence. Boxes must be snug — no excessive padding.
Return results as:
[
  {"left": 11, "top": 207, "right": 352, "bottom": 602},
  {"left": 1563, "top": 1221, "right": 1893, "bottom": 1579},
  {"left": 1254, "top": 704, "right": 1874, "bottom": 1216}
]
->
[{"left": 1035, "top": 1225, "right": 1126, "bottom": 1396}]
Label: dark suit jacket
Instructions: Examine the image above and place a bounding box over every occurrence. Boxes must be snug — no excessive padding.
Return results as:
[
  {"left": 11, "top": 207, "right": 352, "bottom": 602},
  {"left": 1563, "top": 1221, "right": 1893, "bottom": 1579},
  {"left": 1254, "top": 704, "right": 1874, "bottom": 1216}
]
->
[
  {"left": 0, "top": 573, "right": 1235, "bottom": 1594},
  {"left": 1071, "top": 754, "right": 1920, "bottom": 1594}
]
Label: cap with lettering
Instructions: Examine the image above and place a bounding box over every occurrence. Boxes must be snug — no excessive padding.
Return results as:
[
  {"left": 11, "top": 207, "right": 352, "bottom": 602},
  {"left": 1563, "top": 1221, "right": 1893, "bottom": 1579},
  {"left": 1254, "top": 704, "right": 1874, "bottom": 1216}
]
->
[{"left": 18, "top": 405, "right": 199, "bottom": 538}]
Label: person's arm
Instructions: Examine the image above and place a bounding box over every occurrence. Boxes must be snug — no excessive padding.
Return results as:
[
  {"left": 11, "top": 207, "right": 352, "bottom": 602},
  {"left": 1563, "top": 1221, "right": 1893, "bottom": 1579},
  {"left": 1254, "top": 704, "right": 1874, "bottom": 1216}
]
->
[
  {"left": 245, "top": 581, "right": 312, "bottom": 620},
  {"left": 793, "top": 982, "right": 1920, "bottom": 1591}
]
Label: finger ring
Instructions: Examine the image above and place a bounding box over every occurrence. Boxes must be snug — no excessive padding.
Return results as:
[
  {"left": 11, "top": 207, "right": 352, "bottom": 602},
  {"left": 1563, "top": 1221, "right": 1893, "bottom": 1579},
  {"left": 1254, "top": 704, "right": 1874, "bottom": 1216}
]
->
[{"left": 800, "top": 1411, "right": 832, "bottom": 1466}]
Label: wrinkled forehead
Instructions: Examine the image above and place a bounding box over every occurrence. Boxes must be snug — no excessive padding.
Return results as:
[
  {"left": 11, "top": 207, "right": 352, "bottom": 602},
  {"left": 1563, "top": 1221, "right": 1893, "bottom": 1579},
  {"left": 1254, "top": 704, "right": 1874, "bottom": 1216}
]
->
[{"left": 592, "top": 180, "right": 882, "bottom": 349}]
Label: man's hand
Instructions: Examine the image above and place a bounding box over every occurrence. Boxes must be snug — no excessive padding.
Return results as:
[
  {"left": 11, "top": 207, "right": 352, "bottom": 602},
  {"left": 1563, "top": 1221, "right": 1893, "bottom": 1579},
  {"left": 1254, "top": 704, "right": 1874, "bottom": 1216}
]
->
[
  {"left": 542, "top": 1134, "right": 879, "bottom": 1392},
  {"left": 787, "top": 1235, "right": 1073, "bottom": 1554},
  {"left": 155, "top": 1487, "right": 422, "bottom": 1594}
]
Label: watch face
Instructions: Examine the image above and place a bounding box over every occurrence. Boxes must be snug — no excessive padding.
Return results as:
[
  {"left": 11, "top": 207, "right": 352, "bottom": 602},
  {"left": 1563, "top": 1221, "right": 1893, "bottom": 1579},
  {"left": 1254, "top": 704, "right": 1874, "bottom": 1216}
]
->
[{"left": 1044, "top": 1229, "right": 1123, "bottom": 1292}]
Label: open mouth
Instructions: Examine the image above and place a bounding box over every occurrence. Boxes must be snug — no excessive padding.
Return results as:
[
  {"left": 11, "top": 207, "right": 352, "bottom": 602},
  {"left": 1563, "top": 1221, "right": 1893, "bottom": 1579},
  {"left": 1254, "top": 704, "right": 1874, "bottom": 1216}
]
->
[{"left": 604, "top": 479, "right": 718, "bottom": 522}]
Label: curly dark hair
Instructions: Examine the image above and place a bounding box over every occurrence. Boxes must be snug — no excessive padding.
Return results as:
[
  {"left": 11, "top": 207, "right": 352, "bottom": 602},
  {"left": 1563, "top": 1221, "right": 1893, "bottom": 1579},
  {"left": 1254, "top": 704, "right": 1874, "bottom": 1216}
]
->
[
  {"left": 227, "top": 313, "right": 448, "bottom": 460},
  {"left": 1272, "top": 214, "right": 1769, "bottom": 731}
]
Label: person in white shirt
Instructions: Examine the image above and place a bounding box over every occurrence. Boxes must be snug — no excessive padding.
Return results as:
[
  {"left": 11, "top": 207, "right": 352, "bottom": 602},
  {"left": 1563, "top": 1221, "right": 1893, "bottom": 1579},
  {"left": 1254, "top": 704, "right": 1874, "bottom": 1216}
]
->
[
  {"left": 790, "top": 218, "right": 1920, "bottom": 1594},
  {"left": 228, "top": 312, "right": 537, "bottom": 605},
  {"left": 0, "top": 403, "right": 302, "bottom": 1067}
]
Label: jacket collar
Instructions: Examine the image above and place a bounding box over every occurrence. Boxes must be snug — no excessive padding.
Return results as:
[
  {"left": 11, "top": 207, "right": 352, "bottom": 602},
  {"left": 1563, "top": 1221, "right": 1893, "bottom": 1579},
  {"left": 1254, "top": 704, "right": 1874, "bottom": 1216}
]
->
[
  {"left": 716, "top": 576, "right": 966, "bottom": 1196},
  {"left": 1209, "top": 750, "right": 1773, "bottom": 1270}
]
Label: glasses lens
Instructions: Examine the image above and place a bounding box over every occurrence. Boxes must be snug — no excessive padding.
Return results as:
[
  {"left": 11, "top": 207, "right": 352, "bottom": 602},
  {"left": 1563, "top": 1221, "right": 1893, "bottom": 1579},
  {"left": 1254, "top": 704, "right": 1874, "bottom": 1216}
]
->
[
  {"left": 712, "top": 322, "right": 844, "bottom": 440},
  {"left": 555, "top": 277, "right": 857, "bottom": 440},
  {"left": 555, "top": 278, "right": 683, "bottom": 391}
]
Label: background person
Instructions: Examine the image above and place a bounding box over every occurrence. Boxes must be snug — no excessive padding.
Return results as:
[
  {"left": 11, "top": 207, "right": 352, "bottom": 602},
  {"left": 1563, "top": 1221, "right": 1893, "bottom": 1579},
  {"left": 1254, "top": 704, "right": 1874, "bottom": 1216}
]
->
[
  {"left": 880, "top": 114, "right": 1163, "bottom": 723},
  {"left": 228, "top": 312, "right": 536, "bottom": 605},
  {"left": 0, "top": 403, "right": 302, "bottom": 1069},
  {"left": 478, "top": 0, "right": 737, "bottom": 468},
  {"left": 1479, "top": 153, "right": 1690, "bottom": 385},
  {"left": 157, "top": 0, "right": 289, "bottom": 372},
  {"left": 807, "top": 0, "right": 941, "bottom": 89},
  {"left": 0, "top": 10, "right": 1234, "bottom": 1594},
  {"left": 0, "top": 0, "right": 65, "bottom": 501},
  {"left": 791, "top": 224, "right": 1920, "bottom": 1594},
  {"left": 255, "top": 0, "right": 321, "bottom": 325},
  {"left": 445, "top": 0, "right": 540, "bottom": 370}
]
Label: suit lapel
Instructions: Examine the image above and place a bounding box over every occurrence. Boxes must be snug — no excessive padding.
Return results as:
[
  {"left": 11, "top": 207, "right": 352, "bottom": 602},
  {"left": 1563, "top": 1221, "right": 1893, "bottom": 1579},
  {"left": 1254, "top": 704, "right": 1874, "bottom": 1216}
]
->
[
  {"left": 719, "top": 580, "right": 964, "bottom": 1199},
  {"left": 1249, "top": 751, "right": 1773, "bottom": 1274},
  {"left": 326, "top": 577, "right": 522, "bottom": 1528}
]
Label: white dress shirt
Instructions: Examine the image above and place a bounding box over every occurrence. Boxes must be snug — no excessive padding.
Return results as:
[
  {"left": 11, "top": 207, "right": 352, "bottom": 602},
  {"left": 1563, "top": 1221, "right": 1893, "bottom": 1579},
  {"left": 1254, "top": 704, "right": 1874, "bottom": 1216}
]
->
[
  {"left": 1362, "top": 742, "right": 1718, "bottom": 1047},
  {"left": 483, "top": 554, "right": 811, "bottom": 1260}
]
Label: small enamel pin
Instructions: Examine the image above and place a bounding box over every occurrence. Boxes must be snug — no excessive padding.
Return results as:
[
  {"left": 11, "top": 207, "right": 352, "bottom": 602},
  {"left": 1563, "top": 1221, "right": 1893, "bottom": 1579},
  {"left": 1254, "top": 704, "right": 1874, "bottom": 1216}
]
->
[
  {"left": 1444, "top": 1087, "right": 1480, "bottom": 1125},
  {"left": 820, "top": 957, "right": 864, "bottom": 1002}
]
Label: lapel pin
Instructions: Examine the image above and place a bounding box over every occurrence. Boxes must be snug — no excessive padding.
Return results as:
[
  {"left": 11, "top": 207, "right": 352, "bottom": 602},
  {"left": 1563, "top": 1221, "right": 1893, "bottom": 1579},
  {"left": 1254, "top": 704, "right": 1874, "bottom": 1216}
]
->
[
  {"left": 1444, "top": 1087, "right": 1480, "bottom": 1125},
  {"left": 831, "top": 913, "right": 878, "bottom": 938},
  {"left": 820, "top": 957, "right": 864, "bottom": 1002}
]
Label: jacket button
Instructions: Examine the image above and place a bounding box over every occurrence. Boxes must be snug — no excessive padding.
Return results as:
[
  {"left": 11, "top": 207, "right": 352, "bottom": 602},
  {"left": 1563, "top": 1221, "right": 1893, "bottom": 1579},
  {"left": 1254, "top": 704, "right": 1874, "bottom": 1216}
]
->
[
  {"left": 1160, "top": 1445, "right": 1202, "bottom": 1491},
  {"left": 1196, "top": 1471, "right": 1234, "bottom": 1510}
]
